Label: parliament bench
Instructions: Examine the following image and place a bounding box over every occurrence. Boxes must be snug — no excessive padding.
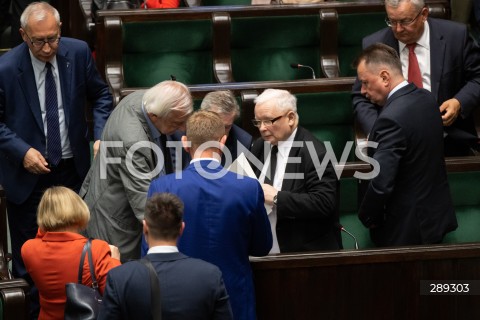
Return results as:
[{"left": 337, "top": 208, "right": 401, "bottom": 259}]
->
[
  {"left": 94, "top": 1, "right": 450, "bottom": 104},
  {"left": 119, "top": 77, "right": 357, "bottom": 161},
  {"left": 0, "top": 186, "right": 29, "bottom": 320},
  {"left": 337, "top": 157, "right": 480, "bottom": 250},
  {"left": 250, "top": 242, "right": 480, "bottom": 320}
]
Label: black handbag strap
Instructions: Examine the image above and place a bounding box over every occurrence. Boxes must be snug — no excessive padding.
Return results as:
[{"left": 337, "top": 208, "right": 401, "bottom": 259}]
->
[
  {"left": 77, "top": 238, "right": 99, "bottom": 291},
  {"left": 139, "top": 258, "right": 162, "bottom": 320}
]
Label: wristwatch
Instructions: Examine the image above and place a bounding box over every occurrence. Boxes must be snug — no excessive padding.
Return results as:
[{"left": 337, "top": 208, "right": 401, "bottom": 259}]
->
[{"left": 273, "top": 193, "right": 278, "bottom": 206}]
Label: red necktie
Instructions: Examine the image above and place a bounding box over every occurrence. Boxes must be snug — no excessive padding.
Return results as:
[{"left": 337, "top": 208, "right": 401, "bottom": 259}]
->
[{"left": 407, "top": 43, "right": 423, "bottom": 88}]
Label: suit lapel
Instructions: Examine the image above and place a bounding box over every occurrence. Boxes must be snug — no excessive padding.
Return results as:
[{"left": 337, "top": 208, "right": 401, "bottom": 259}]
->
[
  {"left": 56, "top": 46, "right": 72, "bottom": 126},
  {"left": 384, "top": 30, "right": 400, "bottom": 53},
  {"left": 17, "top": 47, "right": 43, "bottom": 132},
  {"left": 281, "top": 128, "right": 302, "bottom": 192},
  {"left": 428, "top": 19, "right": 445, "bottom": 101}
]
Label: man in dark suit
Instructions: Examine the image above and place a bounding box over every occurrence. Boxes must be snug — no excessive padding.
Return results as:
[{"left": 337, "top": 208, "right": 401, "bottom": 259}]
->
[
  {"left": 352, "top": 0, "right": 480, "bottom": 156},
  {"left": 171, "top": 90, "right": 252, "bottom": 169},
  {"left": 250, "top": 88, "right": 340, "bottom": 253},
  {"left": 147, "top": 110, "right": 272, "bottom": 320},
  {"left": 98, "top": 192, "right": 233, "bottom": 320},
  {"left": 355, "top": 43, "right": 457, "bottom": 246},
  {"left": 0, "top": 1, "right": 111, "bottom": 284}
]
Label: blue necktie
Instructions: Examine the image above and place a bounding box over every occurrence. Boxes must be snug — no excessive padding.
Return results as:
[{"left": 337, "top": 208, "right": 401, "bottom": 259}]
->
[{"left": 45, "top": 62, "right": 62, "bottom": 166}]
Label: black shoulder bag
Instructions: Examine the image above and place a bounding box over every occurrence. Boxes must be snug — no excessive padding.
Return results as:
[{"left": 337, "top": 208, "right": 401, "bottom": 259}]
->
[
  {"left": 139, "top": 258, "right": 162, "bottom": 320},
  {"left": 64, "top": 239, "right": 102, "bottom": 320}
]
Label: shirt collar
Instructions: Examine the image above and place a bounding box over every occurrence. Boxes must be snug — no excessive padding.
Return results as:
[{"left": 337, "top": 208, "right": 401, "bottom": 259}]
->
[
  {"left": 388, "top": 80, "right": 410, "bottom": 99},
  {"left": 30, "top": 52, "right": 58, "bottom": 74},
  {"left": 147, "top": 245, "right": 179, "bottom": 254},
  {"left": 399, "top": 20, "right": 430, "bottom": 52},
  {"left": 141, "top": 100, "right": 161, "bottom": 141},
  {"left": 277, "top": 127, "right": 298, "bottom": 158},
  {"left": 190, "top": 157, "right": 221, "bottom": 164}
]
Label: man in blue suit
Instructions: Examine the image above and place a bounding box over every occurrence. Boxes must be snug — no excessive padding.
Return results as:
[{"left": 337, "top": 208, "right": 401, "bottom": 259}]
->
[
  {"left": 352, "top": 0, "right": 480, "bottom": 156},
  {"left": 99, "top": 192, "right": 233, "bottom": 320},
  {"left": 147, "top": 110, "right": 272, "bottom": 320},
  {"left": 0, "top": 1, "right": 111, "bottom": 286}
]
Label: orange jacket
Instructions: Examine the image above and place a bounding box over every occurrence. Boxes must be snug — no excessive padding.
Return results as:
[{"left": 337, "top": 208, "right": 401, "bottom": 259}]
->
[
  {"left": 144, "top": 0, "right": 180, "bottom": 8},
  {"left": 21, "top": 231, "right": 121, "bottom": 320}
]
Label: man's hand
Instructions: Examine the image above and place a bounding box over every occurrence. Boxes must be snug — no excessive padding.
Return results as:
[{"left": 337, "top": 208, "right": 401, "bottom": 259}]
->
[
  {"left": 23, "top": 148, "right": 50, "bottom": 175},
  {"left": 439, "top": 98, "right": 461, "bottom": 126},
  {"left": 108, "top": 245, "right": 121, "bottom": 260},
  {"left": 261, "top": 183, "right": 278, "bottom": 205},
  {"left": 92, "top": 140, "right": 101, "bottom": 159}
]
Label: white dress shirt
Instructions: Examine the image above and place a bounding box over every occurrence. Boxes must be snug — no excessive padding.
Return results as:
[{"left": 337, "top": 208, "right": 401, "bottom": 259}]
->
[{"left": 259, "top": 127, "right": 297, "bottom": 254}]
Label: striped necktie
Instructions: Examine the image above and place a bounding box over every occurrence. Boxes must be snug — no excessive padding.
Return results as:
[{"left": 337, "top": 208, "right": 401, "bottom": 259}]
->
[{"left": 45, "top": 62, "right": 62, "bottom": 166}]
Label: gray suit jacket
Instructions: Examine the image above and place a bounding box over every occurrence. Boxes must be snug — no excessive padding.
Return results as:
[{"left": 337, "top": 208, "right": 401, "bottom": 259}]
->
[{"left": 80, "top": 90, "right": 160, "bottom": 261}]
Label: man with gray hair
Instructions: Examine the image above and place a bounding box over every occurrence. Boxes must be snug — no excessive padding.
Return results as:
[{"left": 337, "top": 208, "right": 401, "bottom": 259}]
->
[
  {"left": 173, "top": 90, "right": 252, "bottom": 167},
  {"left": 80, "top": 80, "right": 193, "bottom": 261},
  {"left": 250, "top": 88, "right": 340, "bottom": 253},
  {"left": 200, "top": 90, "right": 252, "bottom": 166},
  {"left": 352, "top": 0, "right": 480, "bottom": 156}
]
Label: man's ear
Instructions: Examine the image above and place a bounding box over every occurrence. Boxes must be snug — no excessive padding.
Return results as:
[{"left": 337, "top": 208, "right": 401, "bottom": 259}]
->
[
  {"left": 220, "top": 135, "right": 227, "bottom": 147},
  {"left": 380, "top": 70, "right": 390, "bottom": 84},
  {"left": 179, "top": 222, "right": 185, "bottom": 236},
  {"left": 142, "top": 220, "right": 148, "bottom": 244},
  {"left": 181, "top": 136, "right": 190, "bottom": 153}
]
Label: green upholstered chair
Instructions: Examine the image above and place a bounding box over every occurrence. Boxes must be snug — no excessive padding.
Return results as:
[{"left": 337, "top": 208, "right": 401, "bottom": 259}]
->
[
  {"left": 230, "top": 15, "right": 323, "bottom": 82},
  {"left": 337, "top": 12, "right": 386, "bottom": 77},
  {"left": 122, "top": 20, "right": 215, "bottom": 87},
  {"left": 338, "top": 177, "right": 374, "bottom": 250},
  {"left": 444, "top": 171, "right": 480, "bottom": 243},
  {"left": 295, "top": 91, "right": 355, "bottom": 161}
]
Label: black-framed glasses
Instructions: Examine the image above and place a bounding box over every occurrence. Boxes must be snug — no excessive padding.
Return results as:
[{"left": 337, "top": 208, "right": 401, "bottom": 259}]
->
[
  {"left": 25, "top": 32, "right": 60, "bottom": 48},
  {"left": 252, "top": 114, "right": 286, "bottom": 128},
  {"left": 385, "top": 8, "right": 424, "bottom": 28}
]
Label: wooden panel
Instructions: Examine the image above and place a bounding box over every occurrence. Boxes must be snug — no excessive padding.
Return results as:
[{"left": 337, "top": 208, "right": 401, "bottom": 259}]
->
[{"left": 251, "top": 243, "right": 480, "bottom": 320}]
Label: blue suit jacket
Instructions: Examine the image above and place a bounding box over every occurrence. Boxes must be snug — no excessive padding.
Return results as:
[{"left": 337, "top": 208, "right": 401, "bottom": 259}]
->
[
  {"left": 0, "top": 38, "right": 112, "bottom": 203},
  {"left": 148, "top": 160, "right": 272, "bottom": 320},
  {"left": 98, "top": 252, "right": 233, "bottom": 320},
  {"left": 358, "top": 83, "right": 457, "bottom": 246},
  {"left": 352, "top": 18, "right": 480, "bottom": 152}
]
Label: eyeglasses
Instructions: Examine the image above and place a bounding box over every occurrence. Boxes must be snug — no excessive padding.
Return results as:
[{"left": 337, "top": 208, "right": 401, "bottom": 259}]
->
[
  {"left": 25, "top": 32, "right": 60, "bottom": 48},
  {"left": 385, "top": 8, "right": 424, "bottom": 28},
  {"left": 252, "top": 114, "right": 287, "bottom": 128}
]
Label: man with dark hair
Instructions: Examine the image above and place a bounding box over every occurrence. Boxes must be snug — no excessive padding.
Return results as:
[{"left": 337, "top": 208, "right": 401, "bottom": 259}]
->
[
  {"left": 352, "top": 0, "right": 480, "bottom": 156},
  {"left": 355, "top": 43, "right": 457, "bottom": 246},
  {"left": 147, "top": 110, "right": 272, "bottom": 320},
  {"left": 99, "top": 192, "right": 233, "bottom": 320}
]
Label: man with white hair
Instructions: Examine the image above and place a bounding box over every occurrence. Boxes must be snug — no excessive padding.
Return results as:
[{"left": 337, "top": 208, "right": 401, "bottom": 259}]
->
[
  {"left": 250, "top": 88, "right": 340, "bottom": 253},
  {"left": 80, "top": 80, "right": 193, "bottom": 261}
]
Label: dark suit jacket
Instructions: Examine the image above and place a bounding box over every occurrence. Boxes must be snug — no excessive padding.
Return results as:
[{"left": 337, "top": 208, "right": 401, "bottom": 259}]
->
[
  {"left": 148, "top": 160, "right": 272, "bottom": 320},
  {"left": 0, "top": 38, "right": 112, "bottom": 203},
  {"left": 352, "top": 18, "right": 480, "bottom": 154},
  {"left": 98, "top": 252, "right": 233, "bottom": 320},
  {"left": 358, "top": 83, "right": 457, "bottom": 247},
  {"left": 171, "top": 124, "right": 252, "bottom": 168},
  {"left": 250, "top": 126, "right": 340, "bottom": 252}
]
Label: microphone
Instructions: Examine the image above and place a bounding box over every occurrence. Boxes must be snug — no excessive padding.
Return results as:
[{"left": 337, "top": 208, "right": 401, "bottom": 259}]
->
[
  {"left": 290, "top": 63, "right": 316, "bottom": 79},
  {"left": 336, "top": 223, "right": 359, "bottom": 250}
]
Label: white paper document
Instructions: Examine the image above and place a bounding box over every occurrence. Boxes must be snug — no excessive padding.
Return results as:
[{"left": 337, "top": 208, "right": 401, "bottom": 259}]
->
[{"left": 227, "top": 153, "right": 273, "bottom": 214}]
